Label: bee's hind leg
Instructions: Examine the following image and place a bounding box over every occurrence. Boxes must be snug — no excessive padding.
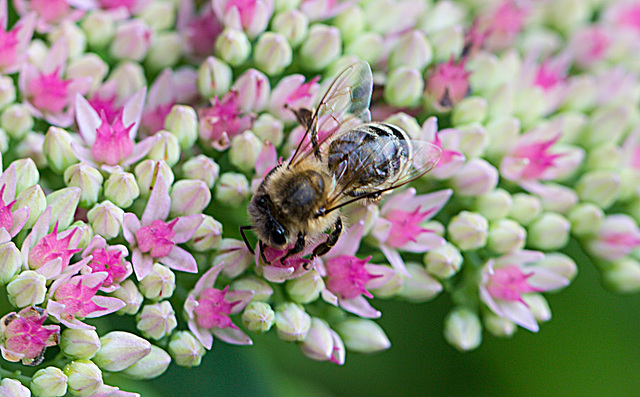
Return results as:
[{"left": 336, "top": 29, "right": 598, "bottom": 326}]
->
[
  {"left": 280, "top": 232, "right": 306, "bottom": 266},
  {"left": 311, "top": 217, "right": 343, "bottom": 260}
]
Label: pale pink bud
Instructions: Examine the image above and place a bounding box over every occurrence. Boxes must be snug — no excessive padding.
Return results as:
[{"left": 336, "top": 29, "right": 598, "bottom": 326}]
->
[
  {"left": 528, "top": 213, "right": 571, "bottom": 251},
  {"left": 568, "top": 203, "right": 604, "bottom": 237},
  {"left": 43, "top": 126, "right": 77, "bottom": 174},
  {"left": 164, "top": 105, "right": 198, "bottom": 150},
  {"left": 110, "top": 19, "right": 153, "bottom": 61},
  {"left": 213, "top": 239, "right": 252, "bottom": 278},
  {"left": 14, "top": 185, "right": 46, "bottom": 230},
  {"left": 146, "top": 32, "right": 183, "bottom": 72},
  {"left": 60, "top": 328, "right": 101, "bottom": 360},
  {"left": 169, "top": 180, "right": 211, "bottom": 216},
  {"left": 252, "top": 113, "right": 284, "bottom": 146},
  {"left": 588, "top": 214, "right": 640, "bottom": 261},
  {"left": 452, "top": 96, "right": 488, "bottom": 126},
  {"left": 275, "top": 302, "right": 311, "bottom": 342},
  {"left": 46, "top": 187, "right": 81, "bottom": 230},
  {"left": 134, "top": 159, "right": 174, "bottom": 198},
  {"left": 80, "top": 10, "right": 116, "bottom": 49},
  {"left": 168, "top": 331, "right": 206, "bottom": 368},
  {"left": 63, "top": 359, "right": 103, "bottom": 396},
  {"left": 242, "top": 301, "right": 275, "bottom": 333},
  {"left": 229, "top": 130, "right": 262, "bottom": 172},
  {"left": 121, "top": 345, "right": 171, "bottom": 380},
  {"left": 253, "top": 32, "right": 293, "bottom": 76},
  {"left": 271, "top": 9, "right": 309, "bottom": 47},
  {"left": 398, "top": 263, "right": 443, "bottom": 302},
  {"left": 300, "top": 318, "right": 333, "bottom": 361},
  {"left": 30, "top": 367, "right": 68, "bottom": 397},
  {"left": 93, "top": 331, "right": 151, "bottom": 372},
  {"left": 87, "top": 201, "right": 124, "bottom": 240},
  {"left": 299, "top": 24, "right": 341, "bottom": 71},
  {"left": 389, "top": 30, "right": 433, "bottom": 71},
  {"left": 1, "top": 103, "right": 33, "bottom": 139},
  {"left": 575, "top": 170, "right": 620, "bottom": 210},
  {"left": 48, "top": 20, "right": 86, "bottom": 60},
  {"left": 475, "top": 189, "right": 512, "bottom": 221},
  {"left": 488, "top": 219, "right": 527, "bottom": 254},
  {"left": 107, "top": 62, "right": 147, "bottom": 99},
  {"left": 197, "top": 56, "right": 233, "bottom": 99},
  {"left": 63, "top": 163, "right": 104, "bottom": 208},
  {"left": 444, "top": 307, "right": 481, "bottom": 351},
  {"left": 286, "top": 269, "right": 324, "bottom": 304},
  {"left": 139, "top": 263, "right": 175, "bottom": 300},
  {"left": 483, "top": 311, "right": 516, "bottom": 338},
  {"left": 215, "top": 172, "right": 250, "bottom": 206},
  {"left": 215, "top": 29, "right": 251, "bottom": 66},
  {"left": 424, "top": 242, "right": 462, "bottom": 279},
  {"left": 451, "top": 159, "right": 498, "bottom": 196},
  {"left": 336, "top": 318, "right": 390, "bottom": 353},
  {"left": 111, "top": 279, "right": 144, "bottom": 315},
  {"left": 230, "top": 276, "right": 274, "bottom": 302},
  {"left": 0, "top": 378, "right": 30, "bottom": 397},
  {"left": 139, "top": 1, "right": 176, "bottom": 31},
  {"left": 384, "top": 67, "right": 424, "bottom": 108},
  {"left": 602, "top": 257, "right": 640, "bottom": 294},
  {"left": 147, "top": 130, "right": 181, "bottom": 167},
  {"left": 0, "top": 242, "right": 21, "bottom": 285},
  {"left": 0, "top": 76, "right": 16, "bottom": 110},
  {"left": 190, "top": 216, "right": 223, "bottom": 252},
  {"left": 136, "top": 301, "right": 177, "bottom": 340},
  {"left": 6, "top": 270, "right": 46, "bottom": 307},
  {"left": 447, "top": 211, "right": 488, "bottom": 251}
]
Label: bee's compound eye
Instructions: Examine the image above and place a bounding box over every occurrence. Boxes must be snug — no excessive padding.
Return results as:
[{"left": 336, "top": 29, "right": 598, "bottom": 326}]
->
[{"left": 271, "top": 226, "right": 287, "bottom": 246}]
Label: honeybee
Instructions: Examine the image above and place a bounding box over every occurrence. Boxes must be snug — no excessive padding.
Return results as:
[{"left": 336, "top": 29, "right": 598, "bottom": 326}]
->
[{"left": 241, "top": 61, "right": 441, "bottom": 264}]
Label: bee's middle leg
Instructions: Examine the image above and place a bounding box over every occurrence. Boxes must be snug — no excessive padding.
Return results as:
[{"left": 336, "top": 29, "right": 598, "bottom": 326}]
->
[
  {"left": 280, "top": 232, "right": 306, "bottom": 265},
  {"left": 311, "top": 217, "right": 343, "bottom": 259}
]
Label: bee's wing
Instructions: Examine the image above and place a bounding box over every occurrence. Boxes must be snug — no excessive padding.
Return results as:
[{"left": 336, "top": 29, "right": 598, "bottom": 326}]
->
[
  {"left": 322, "top": 140, "right": 443, "bottom": 214},
  {"left": 288, "top": 61, "right": 373, "bottom": 166}
]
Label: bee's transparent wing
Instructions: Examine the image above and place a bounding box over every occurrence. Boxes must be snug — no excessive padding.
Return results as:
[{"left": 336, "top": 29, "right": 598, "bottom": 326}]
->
[
  {"left": 288, "top": 61, "right": 373, "bottom": 166},
  {"left": 323, "top": 140, "right": 443, "bottom": 214}
]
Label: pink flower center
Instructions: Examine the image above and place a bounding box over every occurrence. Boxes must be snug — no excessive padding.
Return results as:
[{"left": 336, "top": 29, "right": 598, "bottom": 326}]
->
[
  {"left": 91, "top": 111, "right": 135, "bottom": 166},
  {"left": 27, "top": 69, "right": 71, "bottom": 114},
  {"left": 0, "top": 185, "right": 16, "bottom": 232},
  {"left": 486, "top": 265, "right": 540, "bottom": 303},
  {"left": 30, "top": 0, "right": 70, "bottom": 22},
  {"left": 534, "top": 62, "right": 566, "bottom": 91},
  {"left": 286, "top": 76, "right": 319, "bottom": 106},
  {"left": 135, "top": 219, "right": 178, "bottom": 258},
  {"left": 325, "top": 255, "right": 378, "bottom": 300},
  {"left": 618, "top": 4, "right": 640, "bottom": 32},
  {"left": 194, "top": 286, "right": 239, "bottom": 329},
  {"left": 28, "top": 225, "right": 81, "bottom": 271},
  {"left": 426, "top": 58, "right": 470, "bottom": 108},
  {"left": 511, "top": 135, "right": 562, "bottom": 179},
  {"left": 490, "top": 0, "right": 528, "bottom": 36},
  {"left": 2, "top": 309, "right": 58, "bottom": 360},
  {"left": 198, "top": 91, "right": 252, "bottom": 143},
  {"left": 0, "top": 26, "right": 19, "bottom": 68},
  {"left": 225, "top": 0, "right": 258, "bottom": 25},
  {"left": 142, "top": 102, "right": 174, "bottom": 135},
  {"left": 186, "top": 10, "right": 223, "bottom": 57},
  {"left": 89, "top": 93, "right": 120, "bottom": 124},
  {"left": 54, "top": 279, "right": 106, "bottom": 319},
  {"left": 99, "top": 0, "right": 136, "bottom": 11},
  {"left": 385, "top": 207, "right": 435, "bottom": 248},
  {"left": 88, "top": 247, "right": 128, "bottom": 287}
]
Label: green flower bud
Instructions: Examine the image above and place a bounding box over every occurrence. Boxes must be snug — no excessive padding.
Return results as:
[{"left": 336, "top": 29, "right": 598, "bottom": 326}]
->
[
  {"left": 134, "top": 159, "right": 174, "bottom": 197},
  {"left": 242, "top": 301, "right": 275, "bottom": 333},
  {"left": 582, "top": 104, "right": 633, "bottom": 148},
  {"left": 275, "top": 0, "right": 300, "bottom": 11},
  {"left": 253, "top": 32, "right": 292, "bottom": 76},
  {"left": 457, "top": 123, "right": 488, "bottom": 159},
  {"left": 13, "top": 158, "right": 39, "bottom": 194},
  {"left": 336, "top": 318, "right": 390, "bottom": 353},
  {"left": 14, "top": 184, "right": 46, "bottom": 229},
  {"left": 419, "top": 0, "right": 465, "bottom": 34},
  {"left": 215, "top": 172, "right": 250, "bottom": 206},
  {"left": 63, "top": 163, "right": 103, "bottom": 208},
  {"left": 484, "top": 117, "right": 520, "bottom": 161},
  {"left": 384, "top": 66, "right": 424, "bottom": 108},
  {"left": 271, "top": 9, "right": 308, "bottom": 47},
  {"left": 81, "top": 10, "right": 115, "bottom": 48},
  {"left": 299, "top": 24, "right": 342, "bottom": 71},
  {"left": 384, "top": 112, "right": 421, "bottom": 140},
  {"left": 389, "top": 30, "right": 432, "bottom": 71},
  {"left": 508, "top": 193, "right": 542, "bottom": 226},
  {"left": 103, "top": 171, "right": 139, "bottom": 209},
  {"left": 43, "top": 127, "right": 78, "bottom": 174},
  {"left": 253, "top": 113, "right": 284, "bottom": 147},
  {"left": 48, "top": 20, "right": 86, "bottom": 59},
  {"left": 286, "top": 269, "right": 324, "bottom": 304},
  {"left": 424, "top": 242, "right": 462, "bottom": 279},
  {"left": 444, "top": 307, "right": 482, "bottom": 351},
  {"left": 333, "top": 5, "right": 365, "bottom": 43},
  {"left": 64, "top": 360, "right": 103, "bottom": 396},
  {"left": 300, "top": 318, "right": 333, "bottom": 361},
  {"left": 182, "top": 155, "right": 220, "bottom": 189},
  {"left": 575, "top": 170, "right": 620, "bottom": 209},
  {"left": 398, "top": 263, "right": 442, "bottom": 302},
  {"left": 1, "top": 103, "right": 33, "bottom": 139},
  {"left": 106, "top": 61, "right": 147, "bottom": 99},
  {"left": 0, "top": 378, "right": 30, "bottom": 397},
  {"left": 430, "top": 25, "right": 464, "bottom": 62},
  {"left": 46, "top": 187, "right": 81, "bottom": 230},
  {"left": 67, "top": 54, "right": 108, "bottom": 93},
  {"left": 453, "top": 96, "right": 488, "bottom": 126},
  {"left": 7, "top": 270, "right": 46, "bottom": 307},
  {"left": 168, "top": 331, "right": 205, "bottom": 368},
  {"left": 189, "top": 215, "right": 223, "bottom": 252},
  {"left": 147, "top": 130, "right": 181, "bottom": 167},
  {"left": 230, "top": 276, "right": 274, "bottom": 302},
  {"left": 602, "top": 257, "right": 640, "bottom": 294},
  {"left": 567, "top": 203, "right": 604, "bottom": 237},
  {"left": 585, "top": 143, "right": 621, "bottom": 171},
  {"left": 197, "top": 56, "right": 233, "bottom": 99},
  {"left": 139, "top": 263, "right": 175, "bottom": 300},
  {"left": 170, "top": 179, "right": 211, "bottom": 216},
  {"left": 69, "top": 221, "right": 93, "bottom": 251},
  {"left": 515, "top": 87, "right": 547, "bottom": 129},
  {"left": 139, "top": 1, "right": 175, "bottom": 31},
  {"left": 146, "top": 32, "right": 183, "bottom": 72},
  {"left": 93, "top": 331, "right": 151, "bottom": 372},
  {"left": 136, "top": 301, "right": 177, "bottom": 340},
  {"left": 447, "top": 211, "right": 488, "bottom": 251},
  {"left": 87, "top": 201, "right": 124, "bottom": 239},
  {"left": 475, "top": 188, "right": 512, "bottom": 221},
  {"left": 488, "top": 219, "right": 527, "bottom": 254},
  {"left": 122, "top": 345, "right": 171, "bottom": 380},
  {"left": 111, "top": 279, "right": 143, "bottom": 315},
  {"left": 229, "top": 130, "right": 262, "bottom": 172},
  {"left": 30, "top": 367, "right": 68, "bottom": 397},
  {"left": 275, "top": 302, "right": 311, "bottom": 342},
  {"left": 60, "top": 328, "right": 101, "bottom": 360},
  {"left": 213, "top": 238, "right": 253, "bottom": 278},
  {"left": 0, "top": 128, "right": 7, "bottom": 153},
  {"left": 527, "top": 212, "right": 571, "bottom": 251},
  {"left": 164, "top": 105, "right": 198, "bottom": 150},
  {"left": 0, "top": 242, "right": 21, "bottom": 285},
  {"left": 483, "top": 311, "right": 516, "bottom": 338},
  {"left": 345, "top": 32, "right": 383, "bottom": 64},
  {"left": 535, "top": 252, "right": 578, "bottom": 282},
  {"left": 215, "top": 28, "right": 251, "bottom": 67},
  {"left": 618, "top": 167, "right": 640, "bottom": 202},
  {"left": 0, "top": 75, "right": 16, "bottom": 110}
]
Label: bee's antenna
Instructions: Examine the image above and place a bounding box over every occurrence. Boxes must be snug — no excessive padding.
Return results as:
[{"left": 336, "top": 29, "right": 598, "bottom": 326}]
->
[{"left": 239, "top": 225, "right": 255, "bottom": 255}]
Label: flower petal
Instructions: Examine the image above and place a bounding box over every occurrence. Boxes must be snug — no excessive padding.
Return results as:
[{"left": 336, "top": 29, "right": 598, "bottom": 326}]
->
[
  {"left": 162, "top": 246, "right": 198, "bottom": 273},
  {"left": 339, "top": 296, "right": 381, "bottom": 318},
  {"left": 211, "top": 327, "right": 253, "bottom": 346},
  {"left": 172, "top": 214, "right": 206, "bottom": 243}
]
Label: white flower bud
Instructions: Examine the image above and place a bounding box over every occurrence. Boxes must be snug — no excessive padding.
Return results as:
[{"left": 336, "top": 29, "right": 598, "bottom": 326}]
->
[{"left": 444, "top": 308, "right": 482, "bottom": 351}]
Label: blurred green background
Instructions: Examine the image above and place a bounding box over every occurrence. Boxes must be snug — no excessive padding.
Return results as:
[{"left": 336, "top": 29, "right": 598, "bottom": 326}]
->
[{"left": 117, "top": 242, "right": 640, "bottom": 397}]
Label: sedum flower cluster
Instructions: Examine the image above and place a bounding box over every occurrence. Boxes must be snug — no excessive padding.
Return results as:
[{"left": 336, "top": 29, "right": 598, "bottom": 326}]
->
[{"left": 0, "top": 0, "right": 639, "bottom": 394}]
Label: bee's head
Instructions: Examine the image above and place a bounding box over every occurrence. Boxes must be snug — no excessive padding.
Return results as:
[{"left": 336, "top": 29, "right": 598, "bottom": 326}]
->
[{"left": 248, "top": 194, "right": 289, "bottom": 249}]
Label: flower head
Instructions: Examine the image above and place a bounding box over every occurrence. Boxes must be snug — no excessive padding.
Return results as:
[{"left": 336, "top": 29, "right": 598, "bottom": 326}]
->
[
  {"left": 0, "top": 0, "right": 36, "bottom": 74},
  {"left": 0, "top": 306, "right": 60, "bottom": 365},
  {"left": 198, "top": 90, "right": 253, "bottom": 150}
]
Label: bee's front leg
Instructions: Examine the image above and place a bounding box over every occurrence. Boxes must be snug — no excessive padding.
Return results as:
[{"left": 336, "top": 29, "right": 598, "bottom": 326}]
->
[
  {"left": 280, "top": 232, "right": 306, "bottom": 265},
  {"left": 311, "top": 217, "right": 343, "bottom": 259}
]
